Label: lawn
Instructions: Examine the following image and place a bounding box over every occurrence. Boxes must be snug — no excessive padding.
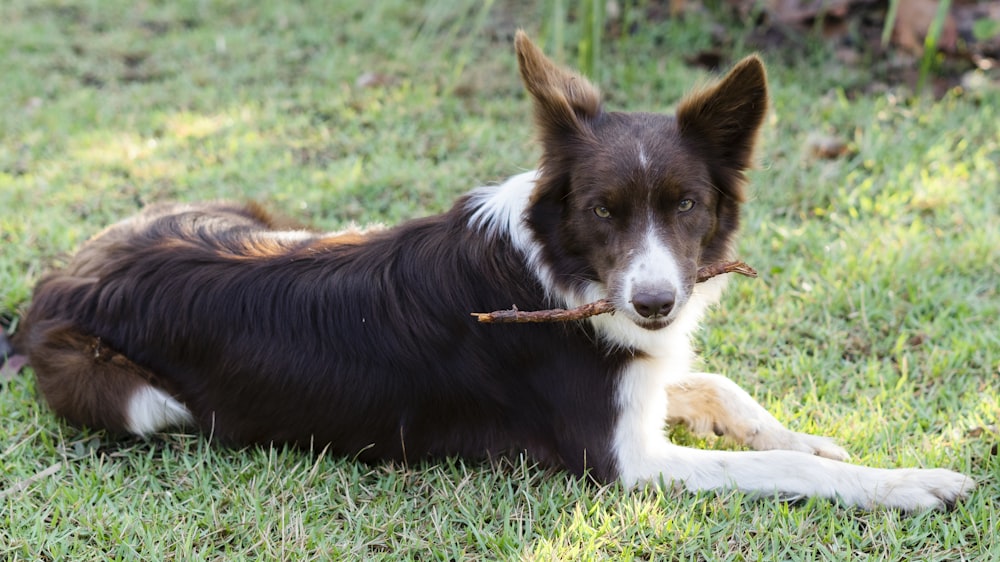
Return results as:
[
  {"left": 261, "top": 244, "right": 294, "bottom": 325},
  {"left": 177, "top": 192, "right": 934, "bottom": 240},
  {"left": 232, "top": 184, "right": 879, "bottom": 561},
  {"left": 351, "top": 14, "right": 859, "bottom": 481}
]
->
[{"left": 1, "top": 0, "right": 998, "bottom": 559}]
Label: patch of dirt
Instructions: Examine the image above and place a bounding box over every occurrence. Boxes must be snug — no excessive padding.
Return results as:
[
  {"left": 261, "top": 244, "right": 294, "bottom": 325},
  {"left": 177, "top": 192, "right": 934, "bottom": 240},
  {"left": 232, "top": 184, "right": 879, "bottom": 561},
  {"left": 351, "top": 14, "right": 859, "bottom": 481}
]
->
[{"left": 613, "top": 0, "right": 1000, "bottom": 97}]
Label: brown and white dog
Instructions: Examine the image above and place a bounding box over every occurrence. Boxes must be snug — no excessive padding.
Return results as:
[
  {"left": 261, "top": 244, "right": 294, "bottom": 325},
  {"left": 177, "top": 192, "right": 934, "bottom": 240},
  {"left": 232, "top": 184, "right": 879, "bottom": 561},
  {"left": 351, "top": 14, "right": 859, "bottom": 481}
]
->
[{"left": 12, "top": 32, "right": 972, "bottom": 510}]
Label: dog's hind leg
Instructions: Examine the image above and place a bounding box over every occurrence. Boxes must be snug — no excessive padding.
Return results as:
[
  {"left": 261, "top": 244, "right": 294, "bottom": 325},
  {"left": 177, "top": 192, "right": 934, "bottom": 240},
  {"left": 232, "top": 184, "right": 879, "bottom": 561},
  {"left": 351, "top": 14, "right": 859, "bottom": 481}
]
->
[
  {"left": 22, "top": 320, "right": 192, "bottom": 436},
  {"left": 665, "top": 372, "right": 849, "bottom": 460}
]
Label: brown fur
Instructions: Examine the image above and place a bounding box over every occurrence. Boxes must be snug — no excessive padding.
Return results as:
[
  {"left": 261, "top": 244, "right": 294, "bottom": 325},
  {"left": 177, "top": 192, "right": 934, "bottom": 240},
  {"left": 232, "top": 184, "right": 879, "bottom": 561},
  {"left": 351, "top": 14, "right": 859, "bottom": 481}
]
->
[
  {"left": 514, "top": 32, "right": 602, "bottom": 144},
  {"left": 676, "top": 55, "right": 768, "bottom": 204},
  {"left": 14, "top": 201, "right": 280, "bottom": 430},
  {"left": 21, "top": 321, "right": 152, "bottom": 432},
  {"left": 666, "top": 377, "right": 761, "bottom": 442}
]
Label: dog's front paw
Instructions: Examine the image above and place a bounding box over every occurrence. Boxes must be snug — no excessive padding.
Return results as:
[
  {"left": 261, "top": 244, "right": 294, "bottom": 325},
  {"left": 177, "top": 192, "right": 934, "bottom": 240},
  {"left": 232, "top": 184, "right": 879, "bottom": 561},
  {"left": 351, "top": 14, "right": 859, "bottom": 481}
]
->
[
  {"left": 871, "top": 468, "right": 975, "bottom": 511},
  {"left": 747, "top": 427, "right": 850, "bottom": 461}
]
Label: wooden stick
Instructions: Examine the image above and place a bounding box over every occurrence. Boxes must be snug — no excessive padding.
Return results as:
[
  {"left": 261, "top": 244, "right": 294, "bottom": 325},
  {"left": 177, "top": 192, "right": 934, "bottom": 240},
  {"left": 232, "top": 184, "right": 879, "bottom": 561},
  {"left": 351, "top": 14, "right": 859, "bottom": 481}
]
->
[
  {"left": 693, "top": 261, "right": 757, "bottom": 283},
  {"left": 472, "top": 261, "right": 756, "bottom": 324}
]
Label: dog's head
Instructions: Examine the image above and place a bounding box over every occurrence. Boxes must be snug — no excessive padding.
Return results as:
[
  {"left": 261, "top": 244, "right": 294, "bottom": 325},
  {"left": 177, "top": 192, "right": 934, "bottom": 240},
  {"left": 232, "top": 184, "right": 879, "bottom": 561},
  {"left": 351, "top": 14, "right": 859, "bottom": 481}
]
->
[{"left": 516, "top": 31, "right": 767, "bottom": 330}]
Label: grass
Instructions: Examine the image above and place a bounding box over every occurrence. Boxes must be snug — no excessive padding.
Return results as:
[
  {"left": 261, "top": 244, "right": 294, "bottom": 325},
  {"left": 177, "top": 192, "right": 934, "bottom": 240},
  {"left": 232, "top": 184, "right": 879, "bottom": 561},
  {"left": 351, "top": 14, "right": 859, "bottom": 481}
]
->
[{"left": 1, "top": 0, "right": 998, "bottom": 559}]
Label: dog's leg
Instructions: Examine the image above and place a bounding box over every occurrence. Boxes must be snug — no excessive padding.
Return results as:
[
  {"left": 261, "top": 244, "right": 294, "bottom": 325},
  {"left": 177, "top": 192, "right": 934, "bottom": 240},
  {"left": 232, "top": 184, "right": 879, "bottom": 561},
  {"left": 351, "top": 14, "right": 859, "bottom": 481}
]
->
[
  {"left": 616, "top": 362, "right": 973, "bottom": 509},
  {"left": 665, "top": 372, "right": 849, "bottom": 460},
  {"left": 616, "top": 441, "right": 974, "bottom": 511}
]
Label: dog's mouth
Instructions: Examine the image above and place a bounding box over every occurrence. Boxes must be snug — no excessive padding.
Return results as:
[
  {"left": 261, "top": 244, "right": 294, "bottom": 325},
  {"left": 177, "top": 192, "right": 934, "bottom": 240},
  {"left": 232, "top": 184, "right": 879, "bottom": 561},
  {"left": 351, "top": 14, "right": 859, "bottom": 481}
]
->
[{"left": 633, "top": 317, "right": 670, "bottom": 331}]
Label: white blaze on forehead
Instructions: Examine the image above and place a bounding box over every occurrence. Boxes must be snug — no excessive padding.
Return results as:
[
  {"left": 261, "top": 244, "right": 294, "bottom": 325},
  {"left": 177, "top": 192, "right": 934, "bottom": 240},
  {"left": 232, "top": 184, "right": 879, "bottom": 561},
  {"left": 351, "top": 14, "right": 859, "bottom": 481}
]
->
[
  {"left": 624, "top": 224, "right": 685, "bottom": 304},
  {"left": 637, "top": 143, "right": 650, "bottom": 170}
]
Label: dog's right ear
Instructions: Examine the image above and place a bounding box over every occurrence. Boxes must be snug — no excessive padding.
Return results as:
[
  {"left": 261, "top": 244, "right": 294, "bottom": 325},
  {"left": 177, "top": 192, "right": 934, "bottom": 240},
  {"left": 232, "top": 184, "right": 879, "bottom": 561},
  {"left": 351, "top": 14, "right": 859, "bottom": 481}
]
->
[{"left": 514, "top": 30, "right": 601, "bottom": 143}]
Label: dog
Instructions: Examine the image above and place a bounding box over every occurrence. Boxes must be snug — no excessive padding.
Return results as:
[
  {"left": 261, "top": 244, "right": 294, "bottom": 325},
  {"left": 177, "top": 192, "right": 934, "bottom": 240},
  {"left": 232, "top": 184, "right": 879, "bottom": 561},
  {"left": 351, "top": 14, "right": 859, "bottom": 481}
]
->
[{"left": 12, "top": 31, "right": 972, "bottom": 510}]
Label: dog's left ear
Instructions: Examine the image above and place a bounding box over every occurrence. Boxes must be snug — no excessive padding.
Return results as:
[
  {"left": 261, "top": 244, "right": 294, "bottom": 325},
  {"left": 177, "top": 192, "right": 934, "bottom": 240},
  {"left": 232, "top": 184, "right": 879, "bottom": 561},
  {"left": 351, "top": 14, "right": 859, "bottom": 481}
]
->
[{"left": 676, "top": 56, "right": 768, "bottom": 176}]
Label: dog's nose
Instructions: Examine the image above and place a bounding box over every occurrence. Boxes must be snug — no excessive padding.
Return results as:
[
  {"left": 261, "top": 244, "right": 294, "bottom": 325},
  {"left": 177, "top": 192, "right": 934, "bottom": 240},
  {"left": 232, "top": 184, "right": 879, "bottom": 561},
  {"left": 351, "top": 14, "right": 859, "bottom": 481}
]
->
[{"left": 631, "top": 290, "right": 675, "bottom": 319}]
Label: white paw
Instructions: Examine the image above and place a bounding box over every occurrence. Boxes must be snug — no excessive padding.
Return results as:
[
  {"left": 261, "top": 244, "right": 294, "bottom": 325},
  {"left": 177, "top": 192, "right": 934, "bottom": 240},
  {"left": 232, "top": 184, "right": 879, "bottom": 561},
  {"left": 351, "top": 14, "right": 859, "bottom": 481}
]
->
[
  {"left": 872, "top": 468, "right": 975, "bottom": 511},
  {"left": 746, "top": 426, "right": 851, "bottom": 461}
]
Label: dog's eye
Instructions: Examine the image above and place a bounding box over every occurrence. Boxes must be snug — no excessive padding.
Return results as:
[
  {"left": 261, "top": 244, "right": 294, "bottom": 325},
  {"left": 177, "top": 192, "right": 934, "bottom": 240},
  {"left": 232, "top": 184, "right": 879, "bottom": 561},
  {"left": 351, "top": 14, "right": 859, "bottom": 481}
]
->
[
  {"left": 678, "top": 199, "right": 695, "bottom": 212},
  {"left": 593, "top": 206, "right": 611, "bottom": 219}
]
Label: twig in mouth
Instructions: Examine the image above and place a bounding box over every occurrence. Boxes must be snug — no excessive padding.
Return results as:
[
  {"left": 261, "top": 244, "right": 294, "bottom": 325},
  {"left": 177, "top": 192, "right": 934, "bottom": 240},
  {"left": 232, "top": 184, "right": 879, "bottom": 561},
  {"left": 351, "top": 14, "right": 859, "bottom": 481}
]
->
[{"left": 472, "top": 261, "right": 757, "bottom": 324}]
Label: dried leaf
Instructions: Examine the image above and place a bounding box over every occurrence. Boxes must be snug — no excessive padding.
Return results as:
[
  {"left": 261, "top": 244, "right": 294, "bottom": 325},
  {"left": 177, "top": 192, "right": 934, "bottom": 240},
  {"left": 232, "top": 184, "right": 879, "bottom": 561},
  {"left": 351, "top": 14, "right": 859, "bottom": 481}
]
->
[{"left": 892, "top": 0, "right": 958, "bottom": 54}]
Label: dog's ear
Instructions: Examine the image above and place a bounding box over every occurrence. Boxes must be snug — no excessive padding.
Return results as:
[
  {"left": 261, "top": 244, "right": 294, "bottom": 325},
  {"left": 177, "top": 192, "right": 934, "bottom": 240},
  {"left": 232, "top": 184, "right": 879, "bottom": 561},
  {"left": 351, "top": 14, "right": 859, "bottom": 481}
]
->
[
  {"left": 514, "top": 30, "right": 601, "bottom": 142},
  {"left": 676, "top": 56, "right": 768, "bottom": 175}
]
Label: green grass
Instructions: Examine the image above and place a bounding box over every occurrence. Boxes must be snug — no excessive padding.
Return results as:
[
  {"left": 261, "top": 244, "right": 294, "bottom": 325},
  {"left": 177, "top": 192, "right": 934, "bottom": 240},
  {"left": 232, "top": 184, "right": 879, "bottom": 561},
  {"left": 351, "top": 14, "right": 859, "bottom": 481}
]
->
[{"left": 2, "top": 1, "right": 998, "bottom": 559}]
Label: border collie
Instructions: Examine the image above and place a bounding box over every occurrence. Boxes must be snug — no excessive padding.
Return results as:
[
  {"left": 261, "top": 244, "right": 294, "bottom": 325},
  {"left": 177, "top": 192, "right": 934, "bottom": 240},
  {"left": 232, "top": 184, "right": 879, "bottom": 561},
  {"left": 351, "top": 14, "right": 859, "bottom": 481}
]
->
[{"left": 12, "top": 32, "right": 972, "bottom": 510}]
